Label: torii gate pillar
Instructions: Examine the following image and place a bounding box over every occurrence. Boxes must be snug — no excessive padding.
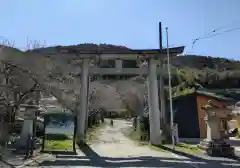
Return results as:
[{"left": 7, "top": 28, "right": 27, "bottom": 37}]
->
[
  {"left": 77, "top": 58, "right": 89, "bottom": 144},
  {"left": 147, "top": 58, "right": 162, "bottom": 145}
]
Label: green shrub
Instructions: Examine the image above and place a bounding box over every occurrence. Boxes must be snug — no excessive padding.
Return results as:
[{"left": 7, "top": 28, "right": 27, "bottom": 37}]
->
[{"left": 236, "top": 131, "right": 240, "bottom": 139}]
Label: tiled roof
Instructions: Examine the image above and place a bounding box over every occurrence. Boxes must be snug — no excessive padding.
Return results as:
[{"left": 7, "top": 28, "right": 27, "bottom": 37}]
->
[
  {"left": 172, "top": 90, "right": 237, "bottom": 102},
  {"left": 196, "top": 90, "right": 236, "bottom": 101}
]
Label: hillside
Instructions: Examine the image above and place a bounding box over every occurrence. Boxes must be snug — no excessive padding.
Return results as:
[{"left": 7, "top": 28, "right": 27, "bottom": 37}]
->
[
  {"left": 28, "top": 43, "right": 131, "bottom": 54},
  {"left": 29, "top": 43, "right": 240, "bottom": 91},
  {"left": 172, "top": 55, "right": 240, "bottom": 71}
]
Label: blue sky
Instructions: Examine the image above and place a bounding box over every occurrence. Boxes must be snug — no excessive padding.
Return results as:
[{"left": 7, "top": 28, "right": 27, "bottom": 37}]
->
[{"left": 1, "top": 0, "right": 240, "bottom": 59}]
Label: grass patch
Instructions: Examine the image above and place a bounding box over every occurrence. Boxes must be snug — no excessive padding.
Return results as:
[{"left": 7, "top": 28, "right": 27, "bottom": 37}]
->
[
  {"left": 44, "top": 139, "right": 74, "bottom": 151},
  {"left": 163, "top": 143, "right": 202, "bottom": 155},
  {"left": 147, "top": 144, "right": 169, "bottom": 152},
  {"left": 43, "top": 121, "right": 106, "bottom": 150},
  {"left": 123, "top": 127, "right": 203, "bottom": 154},
  {"left": 236, "top": 130, "right": 240, "bottom": 139}
]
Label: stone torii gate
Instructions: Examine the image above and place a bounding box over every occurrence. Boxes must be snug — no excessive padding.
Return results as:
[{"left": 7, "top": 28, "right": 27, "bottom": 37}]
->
[{"left": 75, "top": 47, "right": 184, "bottom": 145}]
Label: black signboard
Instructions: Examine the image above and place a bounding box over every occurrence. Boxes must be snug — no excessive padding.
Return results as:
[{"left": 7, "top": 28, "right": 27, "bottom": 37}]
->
[{"left": 41, "top": 111, "right": 76, "bottom": 153}]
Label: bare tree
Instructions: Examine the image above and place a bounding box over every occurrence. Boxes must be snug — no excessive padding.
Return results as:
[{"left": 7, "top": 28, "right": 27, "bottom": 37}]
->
[
  {"left": 0, "top": 38, "right": 46, "bottom": 148},
  {"left": 0, "top": 43, "right": 150, "bottom": 132}
]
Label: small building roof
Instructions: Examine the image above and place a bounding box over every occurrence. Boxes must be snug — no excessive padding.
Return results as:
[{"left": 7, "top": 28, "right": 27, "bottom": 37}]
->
[
  {"left": 172, "top": 90, "right": 237, "bottom": 102},
  {"left": 196, "top": 90, "right": 236, "bottom": 102}
]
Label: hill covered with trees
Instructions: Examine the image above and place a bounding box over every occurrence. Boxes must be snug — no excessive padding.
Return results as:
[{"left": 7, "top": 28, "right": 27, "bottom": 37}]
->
[{"left": 30, "top": 43, "right": 240, "bottom": 94}]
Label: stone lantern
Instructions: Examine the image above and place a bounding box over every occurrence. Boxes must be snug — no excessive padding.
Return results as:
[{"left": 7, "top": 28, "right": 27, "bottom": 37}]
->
[
  {"left": 17, "top": 103, "right": 39, "bottom": 150},
  {"left": 198, "top": 100, "right": 234, "bottom": 156}
]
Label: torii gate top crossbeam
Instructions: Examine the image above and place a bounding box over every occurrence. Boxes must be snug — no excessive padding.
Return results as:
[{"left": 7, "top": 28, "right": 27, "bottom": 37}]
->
[{"left": 42, "top": 46, "right": 185, "bottom": 60}]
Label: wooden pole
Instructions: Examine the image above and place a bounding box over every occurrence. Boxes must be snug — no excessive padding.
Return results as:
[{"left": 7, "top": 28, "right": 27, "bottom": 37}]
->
[
  {"left": 159, "top": 22, "right": 169, "bottom": 143},
  {"left": 159, "top": 22, "right": 163, "bottom": 50},
  {"left": 159, "top": 22, "right": 165, "bottom": 129}
]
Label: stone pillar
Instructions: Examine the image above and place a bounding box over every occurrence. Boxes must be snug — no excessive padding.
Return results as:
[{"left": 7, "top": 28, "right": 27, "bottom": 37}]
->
[
  {"left": 18, "top": 108, "right": 35, "bottom": 148},
  {"left": 205, "top": 115, "right": 221, "bottom": 141},
  {"left": 77, "top": 58, "right": 89, "bottom": 143},
  {"left": 20, "top": 120, "right": 33, "bottom": 141},
  {"left": 198, "top": 111, "right": 234, "bottom": 156},
  {"left": 235, "top": 116, "right": 240, "bottom": 132},
  {"left": 147, "top": 58, "right": 162, "bottom": 145}
]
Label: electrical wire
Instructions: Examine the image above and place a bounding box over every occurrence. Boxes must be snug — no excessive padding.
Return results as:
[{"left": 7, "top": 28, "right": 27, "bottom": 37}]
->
[
  {"left": 168, "top": 21, "right": 240, "bottom": 53},
  {"left": 197, "top": 27, "right": 240, "bottom": 40},
  {"left": 192, "top": 20, "right": 240, "bottom": 48},
  {"left": 170, "top": 24, "right": 240, "bottom": 55},
  {"left": 201, "top": 20, "right": 239, "bottom": 37}
]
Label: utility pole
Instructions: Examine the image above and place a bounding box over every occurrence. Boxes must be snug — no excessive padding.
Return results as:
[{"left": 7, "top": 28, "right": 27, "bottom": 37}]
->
[
  {"left": 166, "top": 27, "right": 175, "bottom": 149},
  {"left": 159, "top": 22, "right": 163, "bottom": 50},
  {"left": 158, "top": 22, "right": 167, "bottom": 140}
]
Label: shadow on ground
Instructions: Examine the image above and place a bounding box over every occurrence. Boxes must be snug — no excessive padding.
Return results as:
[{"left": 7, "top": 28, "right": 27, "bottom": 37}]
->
[
  {"left": 0, "top": 159, "right": 15, "bottom": 168},
  {"left": 158, "top": 144, "right": 240, "bottom": 162},
  {"left": 37, "top": 144, "right": 240, "bottom": 167}
]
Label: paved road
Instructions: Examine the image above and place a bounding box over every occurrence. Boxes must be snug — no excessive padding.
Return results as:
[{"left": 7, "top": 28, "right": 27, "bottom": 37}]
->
[{"left": 22, "top": 119, "right": 239, "bottom": 168}]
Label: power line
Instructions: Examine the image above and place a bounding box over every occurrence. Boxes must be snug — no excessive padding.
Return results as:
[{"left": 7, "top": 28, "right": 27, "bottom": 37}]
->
[
  {"left": 199, "top": 27, "right": 240, "bottom": 40},
  {"left": 202, "top": 20, "right": 240, "bottom": 37},
  {"left": 192, "top": 20, "right": 240, "bottom": 48},
  {"left": 167, "top": 20, "right": 240, "bottom": 55},
  {"left": 192, "top": 27, "right": 240, "bottom": 49}
]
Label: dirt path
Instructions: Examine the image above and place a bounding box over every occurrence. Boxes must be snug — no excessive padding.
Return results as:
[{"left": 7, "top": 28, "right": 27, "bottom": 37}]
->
[
  {"left": 88, "top": 119, "right": 175, "bottom": 158},
  {"left": 34, "top": 119, "right": 194, "bottom": 167}
]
